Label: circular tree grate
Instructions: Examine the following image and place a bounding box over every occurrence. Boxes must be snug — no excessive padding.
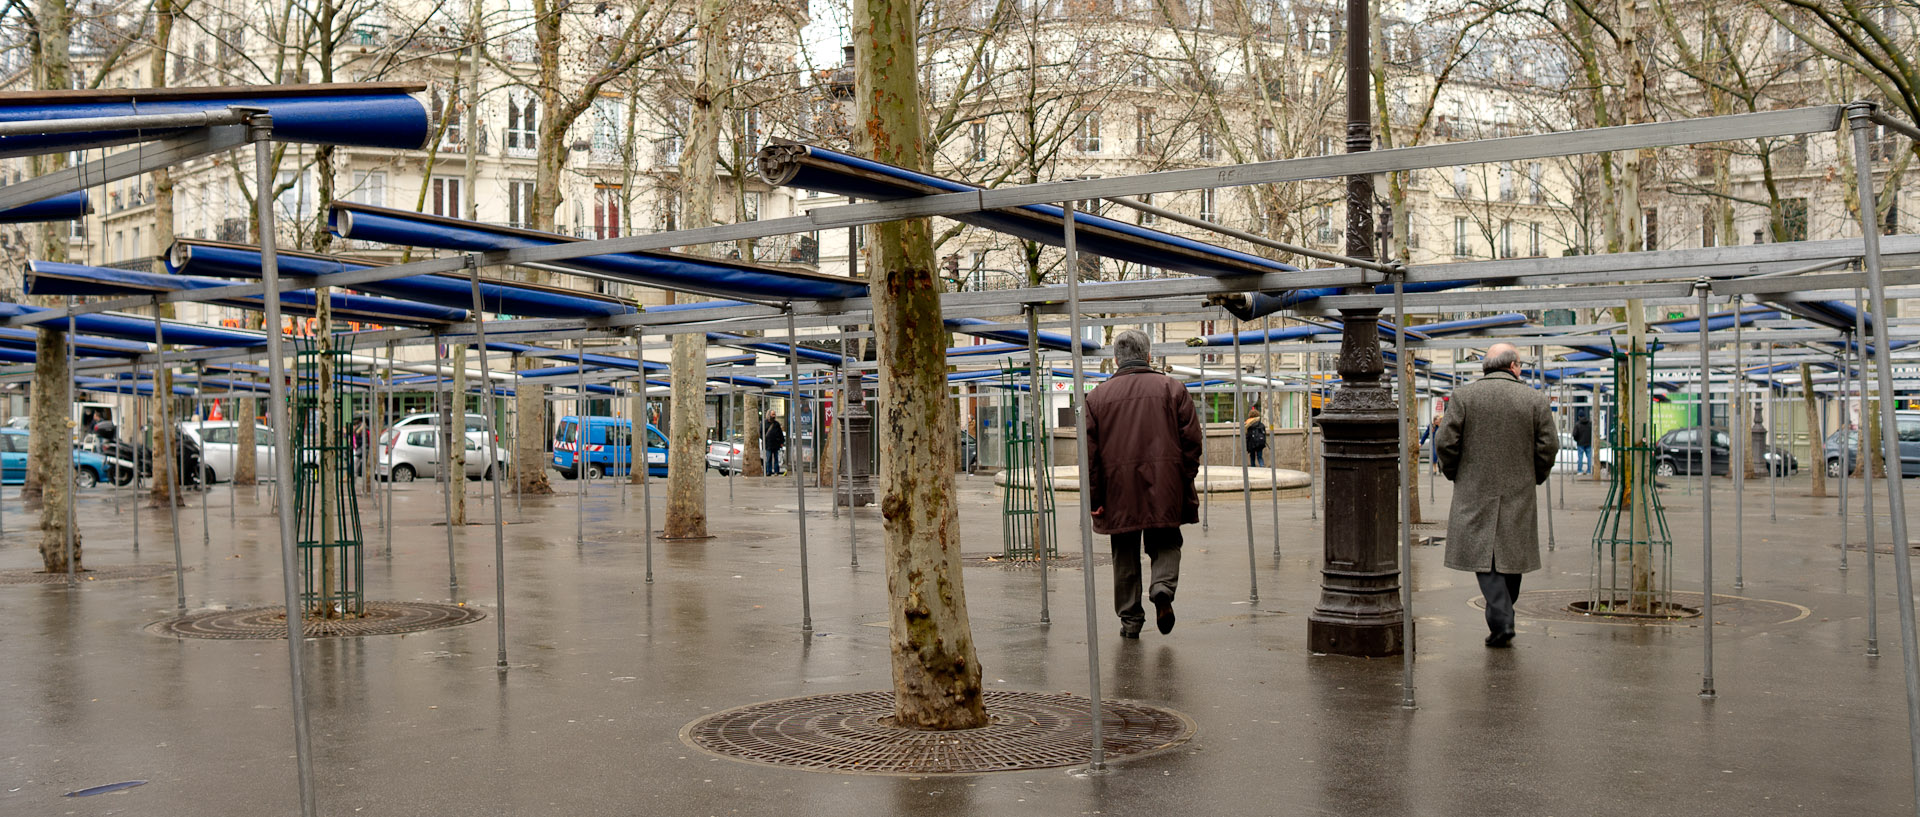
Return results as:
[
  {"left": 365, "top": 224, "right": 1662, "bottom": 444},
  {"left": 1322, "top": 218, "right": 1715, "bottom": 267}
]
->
[
  {"left": 1474, "top": 589, "right": 1810, "bottom": 629},
  {"left": 0, "top": 564, "right": 187, "bottom": 586},
  {"left": 682, "top": 690, "right": 1192, "bottom": 775},
  {"left": 149, "top": 601, "right": 486, "bottom": 640}
]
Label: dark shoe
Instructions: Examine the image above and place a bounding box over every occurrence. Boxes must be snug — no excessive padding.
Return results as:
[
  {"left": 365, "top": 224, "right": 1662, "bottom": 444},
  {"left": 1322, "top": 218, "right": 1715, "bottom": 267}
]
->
[
  {"left": 1485, "top": 632, "right": 1514, "bottom": 648},
  {"left": 1154, "top": 598, "right": 1175, "bottom": 635}
]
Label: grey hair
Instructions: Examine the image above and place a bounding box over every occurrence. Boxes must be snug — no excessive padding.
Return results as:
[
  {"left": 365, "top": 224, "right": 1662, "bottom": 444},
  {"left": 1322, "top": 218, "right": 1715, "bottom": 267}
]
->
[
  {"left": 1113, "top": 329, "right": 1152, "bottom": 365},
  {"left": 1481, "top": 348, "right": 1520, "bottom": 374}
]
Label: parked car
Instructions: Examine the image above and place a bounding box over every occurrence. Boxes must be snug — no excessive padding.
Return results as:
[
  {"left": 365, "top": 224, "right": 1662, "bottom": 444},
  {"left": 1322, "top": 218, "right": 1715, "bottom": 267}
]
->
[
  {"left": 376, "top": 427, "right": 510, "bottom": 482},
  {"left": 379, "top": 412, "right": 493, "bottom": 453},
  {"left": 82, "top": 420, "right": 202, "bottom": 485},
  {"left": 179, "top": 420, "right": 277, "bottom": 484},
  {"left": 0, "top": 428, "right": 128, "bottom": 488},
  {"left": 553, "top": 416, "right": 666, "bottom": 479},
  {"left": 705, "top": 439, "right": 744, "bottom": 475},
  {"left": 1654, "top": 426, "right": 1798, "bottom": 477},
  {"left": 1825, "top": 412, "right": 1920, "bottom": 478}
]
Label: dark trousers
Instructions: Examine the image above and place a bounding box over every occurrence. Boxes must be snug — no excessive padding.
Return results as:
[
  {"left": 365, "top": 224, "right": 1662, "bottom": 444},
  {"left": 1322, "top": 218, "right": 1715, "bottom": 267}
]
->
[
  {"left": 1477, "top": 570, "right": 1523, "bottom": 637},
  {"left": 1111, "top": 527, "right": 1183, "bottom": 632},
  {"left": 1249, "top": 448, "right": 1265, "bottom": 468}
]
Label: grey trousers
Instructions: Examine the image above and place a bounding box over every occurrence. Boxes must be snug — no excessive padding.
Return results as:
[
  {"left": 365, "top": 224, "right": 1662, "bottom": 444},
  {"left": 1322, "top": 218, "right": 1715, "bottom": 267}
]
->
[
  {"left": 1112, "top": 527, "right": 1183, "bottom": 632},
  {"left": 1477, "top": 570, "right": 1522, "bottom": 637}
]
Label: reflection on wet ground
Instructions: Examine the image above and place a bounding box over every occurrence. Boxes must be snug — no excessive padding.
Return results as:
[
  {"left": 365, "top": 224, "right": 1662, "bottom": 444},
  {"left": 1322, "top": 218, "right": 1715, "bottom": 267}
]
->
[{"left": 0, "top": 473, "right": 1909, "bottom": 815}]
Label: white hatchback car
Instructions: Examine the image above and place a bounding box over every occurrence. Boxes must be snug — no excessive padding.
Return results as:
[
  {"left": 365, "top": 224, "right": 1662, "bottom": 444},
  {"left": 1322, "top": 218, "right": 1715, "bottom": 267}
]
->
[
  {"left": 179, "top": 420, "right": 277, "bottom": 484},
  {"left": 377, "top": 426, "right": 509, "bottom": 482}
]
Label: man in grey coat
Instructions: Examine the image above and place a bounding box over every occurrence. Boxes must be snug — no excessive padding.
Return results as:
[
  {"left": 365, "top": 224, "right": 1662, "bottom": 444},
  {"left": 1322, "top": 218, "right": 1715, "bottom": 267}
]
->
[{"left": 1436, "top": 342, "right": 1559, "bottom": 648}]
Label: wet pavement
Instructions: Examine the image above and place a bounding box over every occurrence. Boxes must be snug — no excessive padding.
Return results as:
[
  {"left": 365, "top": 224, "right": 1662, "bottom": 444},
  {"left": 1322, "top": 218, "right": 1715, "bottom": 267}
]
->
[{"left": 0, "top": 469, "right": 1914, "bottom": 815}]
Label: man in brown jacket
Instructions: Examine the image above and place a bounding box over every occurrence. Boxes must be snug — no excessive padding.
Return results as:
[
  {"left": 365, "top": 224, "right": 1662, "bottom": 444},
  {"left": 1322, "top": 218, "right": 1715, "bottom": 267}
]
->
[
  {"left": 1085, "top": 329, "right": 1204, "bottom": 639},
  {"left": 1435, "top": 342, "right": 1559, "bottom": 648}
]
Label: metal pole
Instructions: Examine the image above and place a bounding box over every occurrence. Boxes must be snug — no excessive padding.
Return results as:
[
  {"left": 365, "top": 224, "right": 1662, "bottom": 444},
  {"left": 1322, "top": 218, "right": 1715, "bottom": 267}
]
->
[
  {"left": 726, "top": 386, "right": 734, "bottom": 504},
  {"left": 1768, "top": 340, "right": 1778, "bottom": 523},
  {"left": 383, "top": 343, "right": 395, "bottom": 557},
  {"left": 1061, "top": 201, "right": 1106, "bottom": 772},
  {"left": 131, "top": 360, "right": 140, "bottom": 552},
  {"left": 1264, "top": 316, "right": 1279, "bottom": 557},
  {"left": 1847, "top": 103, "right": 1920, "bottom": 813},
  {"left": 1841, "top": 332, "right": 1853, "bottom": 572},
  {"left": 788, "top": 309, "right": 812, "bottom": 633},
  {"left": 436, "top": 332, "right": 457, "bottom": 599},
  {"left": 64, "top": 306, "right": 76, "bottom": 589},
  {"left": 1734, "top": 309, "right": 1745, "bottom": 590},
  {"left": 511, "top": 360, "right": 522, "bottom": 518},
  {"left": 641, "top": 386, "right": 654, "bottom": 582},
  {"left": 1308, "top": 352, "right": 1319, "bottom": 521},
  {"left": 468, "top": 261, "right": 510, "bottom": 671},
  {"left": 576, "top": 340, "right": 586, "bottom": 546},
  {"left": 1855, "top": 290, "right": 1881, "bottom": 659},
  {"left": 152, "top": 299, "right": 183, "bottom": 609},
  {"left": 1695, "top": 279, "right": 1717, "bottom": 700},
  {"left": 254, "top": 120, "right": 318, "bottom": 817},
  {"left": 1539, "top": 346, "right": 1555, "bottom": 552},
  {"left": 198, "top": 369, "right": 209, "bottom": 547},
  {"left": 1233, "top": 319, "right": 1257, "bottom": 604},
  {"left": 1025, "top": 304, "right": 1050, "bottom": 624},
  {"left": 1199, "top": 355, "right": 1209, "bottom": 532},
  {"left": 841, "top": 363, "right": 856, "bottom": 568},
  {"left": 1394, "top": 273, "right": 1416, "bottom": 710}
]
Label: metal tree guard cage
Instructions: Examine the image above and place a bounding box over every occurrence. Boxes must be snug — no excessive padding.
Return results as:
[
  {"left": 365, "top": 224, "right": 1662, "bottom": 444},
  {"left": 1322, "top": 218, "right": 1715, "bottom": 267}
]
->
[
  {"left": 294, "top": 339, "right": 364, "bottom": 618},
  {"left": 1587, "top": 342, "right": 1676, "bottom": 617},
  {"left": 1000, "top": 363, "right": 1059, "bottom": 560}
]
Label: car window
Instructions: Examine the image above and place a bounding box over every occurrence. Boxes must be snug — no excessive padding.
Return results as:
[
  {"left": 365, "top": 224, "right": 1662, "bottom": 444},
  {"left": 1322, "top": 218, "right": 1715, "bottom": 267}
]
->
[
  {"left": 203, "top": 427, "right": 236, "bottom": 444},
  {"left": 1712, "top": 431, "right": 1731, "bottom": 448},
  {"left": 0, "top": 434, "right": 19, "bottom": 453},
  {"left": 648, "top": 428, "right": 667, "bottom": 447},
  {"left": 1900, "top": 422, "right": 1920, "bottom": 443},
  {"left": 407, "top": 431, "right": 437, "bottom": 447},
  {"left": 1670, "top": 429, "right": 1696, "bottom": 445},
  {"left": 466, "top": 417, "right": 488, "bottom": 432},
  {"left": 557, "top": 423, "right": 575, "bottom": 443}
]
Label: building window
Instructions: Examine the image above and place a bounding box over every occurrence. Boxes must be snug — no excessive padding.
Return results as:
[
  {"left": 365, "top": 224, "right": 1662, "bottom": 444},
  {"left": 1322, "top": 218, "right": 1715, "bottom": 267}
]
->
[
  {"left": 1885, "top": 195, "right": 1900, "bottom": 236},
  {"left": 506, "top": 95, "right": 537, "bottom": 157},
  {"left": 276, "top": 170, "right": 312, "bottom": 219},
  {"left": 657, "top": 194, "right": 679, "bottom": 232},
  {"left": 1200, "top": 189, "right": 1218, "bottom": 222},
  {"left": 740, "top": 108, "right": 763, "bottom": 157},
  {"left": 1134, "top": 107, "right": 1155, "bottom": 154},
  {"left": 349, "top": 170, "right": 387, "bottom": 209},
  {"left": 1499, "top": 220, "right": 1514, "bottom": 258},
  {"left": 1453, "top": 216, "right": 1470, "bottom": 257},
  {"left": 1527, "top": 162, "right": 1544, "bottom": 204},
  {"left": 970, "top": 121, "right": 988, "bottom": 162},
  {"left": 971, "top": 250, "right": 988, "bottom": 291},
  {"left": 1642, "top": 207, "right": 1658, "bottom": 251},
  {"left": 1529, "top": 221, "right": 1542, "bottom": 256},
  {"left": 1498, "top": 164, "right": 1515, "bottom": 202},
  {"left": 1191, "top": 0, "right": 1211, "bottom": 27},
  {"left": 1453, "top": 167, "right": 1470, "bottom": 198},
  {"left": 589, "top": 98, "right": 623, "bottom": 165},
  {"left": 1780, "top": 197, "right": 1808, "bottom": 242},
  {"left": 662, "top": 101, "right": 688, "bottom": 165},
  {"left": 1316, "top": 205, "right": 1334, "bottom": 243},
  {"left": 1075, "top": 109, "right": 1101, "bottom": 153},
  {"left": 1702, "top": 207, "right": 1716, "bottom": 248},
  {"left": 593, "top": 185, "right": 622, "bottom": 240},
  {"left": 507, "top": 180, "right": 535, "bottom": 229},
  {"left": 430, "top": 176, "right": 462, "bottom": 218},
  {"left": 1258, "top": 121, "right": 1276, "bottom": 160},
  {"left": 744, "top": 191, "right": 761, "bottom": 222},
  {"left": 1198, "top": 126, "right": 1215, "bottom": 160},
  {"left": 1140, "top": 192, "right": 1157, "bottom": 226}
]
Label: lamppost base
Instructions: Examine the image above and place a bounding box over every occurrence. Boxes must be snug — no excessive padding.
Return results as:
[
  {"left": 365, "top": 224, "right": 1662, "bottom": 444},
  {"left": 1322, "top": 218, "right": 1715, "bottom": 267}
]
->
[{"left": 1309, "top": 607, "right": 1407, "bottom": 657}]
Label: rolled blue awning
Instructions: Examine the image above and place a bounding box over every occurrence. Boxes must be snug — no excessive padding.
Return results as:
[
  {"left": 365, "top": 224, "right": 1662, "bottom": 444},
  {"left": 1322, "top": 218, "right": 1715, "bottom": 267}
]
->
[
  {"left": 0, "top": 84, "right": 430, "bottom": 159},
  {"left": 0, "top": 301, "right": 264, "bottom": 347},
  {"left": 0, "top": 192, "right": 88, "bottom": 224},
  {"left": 329, "top": 202, "right": 867, "bottom": 302},
  {"left": 169, "top": 239, "right": 637, "bottom": 320},
  {"left": 25, "top": 260, "right": 470, "bottom": 326}
]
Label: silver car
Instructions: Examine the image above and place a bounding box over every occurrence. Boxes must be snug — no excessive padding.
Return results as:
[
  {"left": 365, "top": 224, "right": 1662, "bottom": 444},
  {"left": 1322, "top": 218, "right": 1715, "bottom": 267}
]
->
[
  {"left": 705, "top": 439, "right": 743, "bottom": 475},
  {"left": 377, "top": 427, "right": 510, "bottom": 482}
]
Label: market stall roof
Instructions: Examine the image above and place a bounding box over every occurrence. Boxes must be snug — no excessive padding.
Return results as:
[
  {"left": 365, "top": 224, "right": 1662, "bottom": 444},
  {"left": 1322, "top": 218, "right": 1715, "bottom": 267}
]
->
[
  {"left": 25, "top": 260, "right": 471, "bottom": 326},
  {"left": 0, "top": 192, "right": 88, "bottom": 224}
]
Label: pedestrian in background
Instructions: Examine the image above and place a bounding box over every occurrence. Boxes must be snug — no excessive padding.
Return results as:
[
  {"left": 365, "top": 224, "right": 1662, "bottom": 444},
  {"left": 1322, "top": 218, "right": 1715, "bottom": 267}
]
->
[
  {"left": 1573, "top": 411, "right": 1593, "bottom": 475},
  {"left": 1436, "top": 342, "right": 1559, "bottom": 648},
  {"left": 762, "top": 410, "right": 786, "bottom": 476},
  {"left": 1243, "top": 405, "right": 1267, "bottom": 468},
  {"left": 1085, "top": 329, "right": 1204, "bottom": 639}
]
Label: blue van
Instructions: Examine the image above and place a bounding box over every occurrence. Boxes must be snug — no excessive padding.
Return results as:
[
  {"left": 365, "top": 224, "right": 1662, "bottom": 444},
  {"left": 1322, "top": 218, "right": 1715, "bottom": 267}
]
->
[{"left": 552, "top": 416, "right": 668, "bottom": 479}]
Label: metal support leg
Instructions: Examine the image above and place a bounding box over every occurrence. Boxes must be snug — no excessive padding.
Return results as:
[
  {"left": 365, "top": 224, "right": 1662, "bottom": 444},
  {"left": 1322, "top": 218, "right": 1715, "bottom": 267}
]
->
[
  {"left": 436, "top": 332, "right": 458, "bottom": 599},
  {"left": 1264, "top": 317, "right": 1279, "bottom": 557},
  {"left": 1847, "top": 103, "right": 1920, "bottom": 813},
  {"left": 1234, "top": 320, "right": 1257, "bottom": 604},
  {"left": 467, "top": 260, "right": 510, "bottom": 671},
  {"left": 1734, "top": 314, "right": 1745, "bottom": 590},
  {"left": 1854, "top": 291, "right": 1881, "bottom": 659},
  {"left": 1842, "top": 336, "right": 1853, "bottom": 572},
  {"left": 254, "top": 122, "right": 318, "bottom": 817},
  {"left": 1695, "top": 280, "right": 1717, "bottom": 700},
  {"left": 1061, "top": 202, "right": 1106, "bottom": 773},
  {"left": 576, "top": 340, "right": 587, "bottom": 546},
  {"left": 788, "top": 309, "right": 812, "bottom": 633},
  {"left": 152, "top": 300, "right": 183, "bottom": 610}
]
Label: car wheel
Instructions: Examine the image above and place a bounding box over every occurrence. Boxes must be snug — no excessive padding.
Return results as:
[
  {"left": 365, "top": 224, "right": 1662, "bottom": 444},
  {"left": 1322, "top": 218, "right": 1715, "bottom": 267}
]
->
[
  {"left": 483, "top": 465, "right": 508, "bottom": 481},
  {"left": 587, "top": 464, "right": 605, "bottom": 480},
  {"left": 718, "top": 468, "right": 730, "bottom": 476},
  {"left": 203, "top": 466, "right": 218, "bottom": 486},
  {"left": 75, "top": 466, "right": 99, "bottom": 488},
  {"left": 1654, "top": 459, "right": 1676, "bottom": 477},
  {"left": 1828, "top": 458, "right": 1843, "bottom": 479},
  {"left": 392, "top": 464, "right": 416, "bottom": 483}
]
